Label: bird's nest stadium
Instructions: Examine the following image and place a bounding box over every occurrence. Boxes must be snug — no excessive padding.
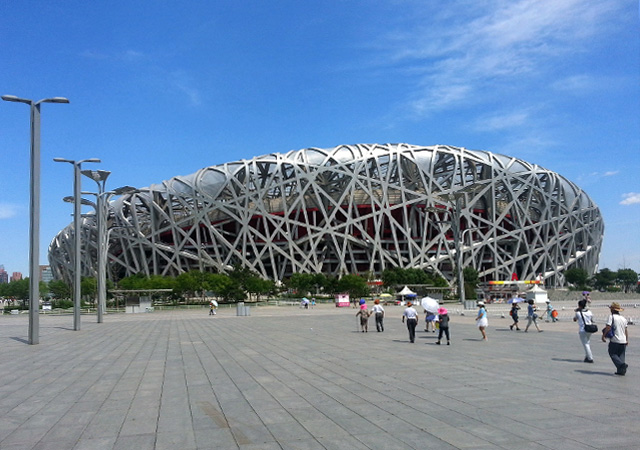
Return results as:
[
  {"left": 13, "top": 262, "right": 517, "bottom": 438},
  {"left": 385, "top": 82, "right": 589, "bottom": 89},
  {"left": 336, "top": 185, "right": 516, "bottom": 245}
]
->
[{"left": 49, "top": 143, "right": 604, "bottom": 288}]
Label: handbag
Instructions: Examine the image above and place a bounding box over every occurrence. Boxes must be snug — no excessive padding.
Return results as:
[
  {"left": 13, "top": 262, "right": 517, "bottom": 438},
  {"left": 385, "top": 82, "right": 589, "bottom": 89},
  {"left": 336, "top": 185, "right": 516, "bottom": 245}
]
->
[
  {"left": 580, "top": 311, "right": 597, "bottom": 333},
  {"left": 604, "top": 316, "right": 616, "bottom": 338}
]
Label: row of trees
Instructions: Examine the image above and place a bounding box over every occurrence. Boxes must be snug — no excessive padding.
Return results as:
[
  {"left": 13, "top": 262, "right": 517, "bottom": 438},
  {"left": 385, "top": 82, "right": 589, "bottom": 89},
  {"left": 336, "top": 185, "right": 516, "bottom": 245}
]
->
[
  {"left": 565, "top": 267, "right": 639, "bottom": 292},
  {"left": 3, "top": 265, "right": 636, "bottom": 309}
]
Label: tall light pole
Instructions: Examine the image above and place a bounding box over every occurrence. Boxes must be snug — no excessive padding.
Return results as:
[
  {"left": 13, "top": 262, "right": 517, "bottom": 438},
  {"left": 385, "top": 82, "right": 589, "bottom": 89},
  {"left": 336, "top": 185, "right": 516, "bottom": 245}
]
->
[
  {"left": 2, "top": 94, "right": 69, "bottom": 345},
  {"left": 81, "top": 170, "right": 111, "bottom": 323},
  {"left": 54, "top": 158, "right": 101, "bottom": 331},
  {"left": 82, "top": 174, "right": 137, "bottom": 325},
  {"left": 65, "top": 184, "right": 137, "bottom": 323}
]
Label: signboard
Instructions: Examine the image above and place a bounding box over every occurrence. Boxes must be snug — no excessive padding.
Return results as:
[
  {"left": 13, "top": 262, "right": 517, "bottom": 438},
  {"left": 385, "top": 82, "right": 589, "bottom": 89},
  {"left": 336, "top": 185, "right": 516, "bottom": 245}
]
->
[{"left": 335, "top": 293, "right": 350, "bottom": 307}]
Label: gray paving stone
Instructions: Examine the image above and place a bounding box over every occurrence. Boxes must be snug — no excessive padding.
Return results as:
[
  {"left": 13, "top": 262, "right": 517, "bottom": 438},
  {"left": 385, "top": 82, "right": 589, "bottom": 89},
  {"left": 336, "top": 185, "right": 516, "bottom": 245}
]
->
[{"left": 0, "top": 301, "right": 637, "bottom": 450}]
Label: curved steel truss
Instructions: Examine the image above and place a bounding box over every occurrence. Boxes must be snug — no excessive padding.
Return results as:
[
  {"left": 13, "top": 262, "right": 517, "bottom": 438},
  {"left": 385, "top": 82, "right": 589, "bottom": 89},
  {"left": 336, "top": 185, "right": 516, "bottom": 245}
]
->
[{"left": 49, "top": 143, "right": 604, "bottom": 287}]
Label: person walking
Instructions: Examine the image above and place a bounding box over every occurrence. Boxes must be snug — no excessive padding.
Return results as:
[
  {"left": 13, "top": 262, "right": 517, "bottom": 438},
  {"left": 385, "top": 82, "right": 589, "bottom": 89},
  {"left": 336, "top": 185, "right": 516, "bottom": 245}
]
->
[
  {"left": 402, "top": 301, "right": 419, "bottom": 343},
  {"left": 544, "top": 300, "right": 557, "bottom": 322},
  {"left": 356, "top": 307, "right": 371, "bottom": 332},
  {"left": 475, "top": 301, "right": 488, "bottom": 341},
  {"left": 371, "top": 299, "right": 385, "bottom": 332},
  {"left": 573, "top": 299, "right": 595, "bottom": 363},
  {"left": 524, "top": 299, "right": 542, "bottom": 332},
  {"left": 602, "top": 302, "right": 629, "bottom": 376},
  {"left": 436, "top": 307, "right": 450, "bottom": 345},
  {"left": 509, "top": 302, "right": 521, "bottom": 331},
  {"left": 209, "top": 303, "right": 216, "bottom": 316}
]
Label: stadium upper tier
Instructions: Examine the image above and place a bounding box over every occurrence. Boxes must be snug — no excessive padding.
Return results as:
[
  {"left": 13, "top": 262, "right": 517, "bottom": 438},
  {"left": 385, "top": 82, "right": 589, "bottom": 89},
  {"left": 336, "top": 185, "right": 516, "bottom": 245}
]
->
[{"left": 49, "top": 143, "right": 604, "bottom": 287}]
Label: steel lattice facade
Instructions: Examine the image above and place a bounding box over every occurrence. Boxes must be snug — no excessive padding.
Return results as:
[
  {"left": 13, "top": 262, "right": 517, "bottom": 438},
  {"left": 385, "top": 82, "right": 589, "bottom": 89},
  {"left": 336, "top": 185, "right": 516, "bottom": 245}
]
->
[{"left": 49, "top": 144, "right": 604, "bottom": 287}]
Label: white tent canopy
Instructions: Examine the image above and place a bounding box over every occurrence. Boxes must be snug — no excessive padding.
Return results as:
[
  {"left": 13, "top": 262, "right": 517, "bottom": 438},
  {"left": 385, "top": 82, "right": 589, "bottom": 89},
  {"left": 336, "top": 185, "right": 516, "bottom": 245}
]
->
[
  {"left": 397, "top": 286, "right": 416, "bottom": 296},
  {"left": 526, "top": 284, "right": 548, "bottom": 304}
]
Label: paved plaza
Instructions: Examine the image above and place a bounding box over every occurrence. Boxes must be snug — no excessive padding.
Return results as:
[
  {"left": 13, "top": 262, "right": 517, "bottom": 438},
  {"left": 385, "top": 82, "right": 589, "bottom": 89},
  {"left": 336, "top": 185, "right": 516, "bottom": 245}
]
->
[{"left": 0, "top": 301, "right": 638, "bottom": 450}]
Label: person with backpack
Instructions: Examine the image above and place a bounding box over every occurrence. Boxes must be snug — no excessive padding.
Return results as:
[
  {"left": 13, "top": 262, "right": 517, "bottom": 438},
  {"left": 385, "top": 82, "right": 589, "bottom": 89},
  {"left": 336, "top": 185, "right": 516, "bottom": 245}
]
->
[
  {"left": 356, "top": 307, "right": 371, "bottom": 332},
  {"left": 435, "top": 307, "right": 450, "bottom": 345},
  {"left": 573, "top": 299, "right": 595, "bottom": 363},
  {"left": 602, "top": 302, "right": 629, "bottom": 376}
]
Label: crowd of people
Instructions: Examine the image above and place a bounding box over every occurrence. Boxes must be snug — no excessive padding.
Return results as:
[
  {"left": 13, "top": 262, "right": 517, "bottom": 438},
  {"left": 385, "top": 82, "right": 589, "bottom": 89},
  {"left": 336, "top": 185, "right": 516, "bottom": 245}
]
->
[{"left": 354, "top": 294, "right": 630, "bottom": 377}]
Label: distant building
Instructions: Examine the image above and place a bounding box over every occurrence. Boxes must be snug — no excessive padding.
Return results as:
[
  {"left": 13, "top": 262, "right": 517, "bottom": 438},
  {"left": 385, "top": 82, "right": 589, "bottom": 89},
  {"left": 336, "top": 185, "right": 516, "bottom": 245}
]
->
[
  {"left": 10, "top": 272, "right": 22, "bottom": 282},
  {"left": 0, "top": 265, "right": 8, "bottom": 284},
  {"left": 40, "top": 265, "right": 54, "bottom": 284}
]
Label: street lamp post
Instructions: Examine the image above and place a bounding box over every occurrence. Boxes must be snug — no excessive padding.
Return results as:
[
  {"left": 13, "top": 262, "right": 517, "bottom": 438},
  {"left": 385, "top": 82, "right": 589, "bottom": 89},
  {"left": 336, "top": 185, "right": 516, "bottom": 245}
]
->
[
  {"left": 81, "top": 170, "right": 111, "bottom": 323},
  {"left": 65, "top": 184, "right": 138, "bottom": 323},
  {"left": 54, "top": 158, "right": 101, "bottom": 331},
  {"left": 2, "top": 95, "right": 69, "bottom": 345}
]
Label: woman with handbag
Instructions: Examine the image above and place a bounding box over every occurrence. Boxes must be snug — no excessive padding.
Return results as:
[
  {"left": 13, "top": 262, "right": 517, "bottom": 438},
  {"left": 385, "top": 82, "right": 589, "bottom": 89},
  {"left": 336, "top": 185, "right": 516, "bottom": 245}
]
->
[{"left": 573, "top": 299, "right": 595, "bottom": 363}]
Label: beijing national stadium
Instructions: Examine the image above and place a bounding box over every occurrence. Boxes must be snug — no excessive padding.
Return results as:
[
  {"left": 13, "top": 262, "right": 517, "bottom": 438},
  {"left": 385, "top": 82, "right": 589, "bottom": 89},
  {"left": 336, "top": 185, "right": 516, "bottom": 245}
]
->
[{"left": 48, "top": 143, "right": 604, "bottom": 288}]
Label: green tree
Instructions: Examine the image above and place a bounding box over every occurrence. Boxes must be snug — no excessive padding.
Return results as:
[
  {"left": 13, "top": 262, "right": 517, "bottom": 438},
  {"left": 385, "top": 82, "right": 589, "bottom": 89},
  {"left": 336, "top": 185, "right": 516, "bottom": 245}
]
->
[
  {"left": 463, "top": 267, "right": 479, "bottom": 299},
  {"left": 617, "top": 269, "right": 639, "bottom": 293},
  {"left": 592, "top": 268, "right": 616, "bottom": 291},
  {"left": 381, "top": 268, "right": 400, "bottom": 288},
  {"left": 564, "top": 268, "right": 589, "bottom": 288},
  {"left": 337, "top": 274, "right": 369, "bottom": 298},
  {"left": 48, "top": 279, "right": 71, "bottom": 299},
  {"left": 174, "top": 270, "right": 208, "bottom": 299},
  {"left": 81, "top": 277, "right": 97, "bottom": 302},
  {"left": 288, "top": 273, "right": 316, "bottom": 295},
  {"left": 245, "top": 276, "right": 274, "bottom": 301}
]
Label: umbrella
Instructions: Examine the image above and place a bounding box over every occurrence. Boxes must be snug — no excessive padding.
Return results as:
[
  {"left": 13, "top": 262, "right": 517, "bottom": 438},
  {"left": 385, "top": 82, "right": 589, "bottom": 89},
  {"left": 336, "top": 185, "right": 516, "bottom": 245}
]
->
[
  {"left": 380, "top": 293, "right": 392, "bottom": 298},
  {"left": 421, "top": 296, "right": 439, "bottom": 313},
  {"left": 507, "top": 297, "right": 524, "bottom": 304},
  {"left": 210, "top": 300, "right": 219, "bottom": 307}
]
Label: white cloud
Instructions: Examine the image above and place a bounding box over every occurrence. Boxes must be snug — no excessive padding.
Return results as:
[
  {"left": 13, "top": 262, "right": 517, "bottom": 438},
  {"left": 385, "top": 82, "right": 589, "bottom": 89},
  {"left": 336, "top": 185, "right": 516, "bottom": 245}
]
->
[
  {"left": 376, "top": 0, "right": 626, "bottom": 116},
  {"left": 620, "top": 192, "right": 640, "bottom": 205},
  {"left": 474, "top": 110, "right": 530, "bottom": 131},
  {"left": 169, "top": 70, "right": 202, "bottom": 106},
  {"left": 80, "top": 49, "right": 147, "bottom": 62},
  {"left": 603, "top": 171, "right": 619, "bottom": 177},
  {"left": 0, "top": 203, "right": 20, "bottom": 219}
]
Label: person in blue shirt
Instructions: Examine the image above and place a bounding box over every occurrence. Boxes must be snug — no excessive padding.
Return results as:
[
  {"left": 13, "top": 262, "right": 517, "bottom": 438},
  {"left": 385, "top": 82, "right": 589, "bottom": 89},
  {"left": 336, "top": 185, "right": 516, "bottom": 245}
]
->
[{"left": 524, "top": 299, "right": 542, "bottom": 332}]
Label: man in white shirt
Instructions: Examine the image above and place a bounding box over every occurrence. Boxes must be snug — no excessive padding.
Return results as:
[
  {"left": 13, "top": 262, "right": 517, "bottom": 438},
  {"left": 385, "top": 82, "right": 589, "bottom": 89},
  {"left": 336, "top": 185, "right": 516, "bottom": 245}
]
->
[
  {"left": 371, "top": 299, "right": 385, "bottom": 332},
  {"left": 602, "top": 302, "right": 629, "bottom": 376},
  {"left": 402, "top": 301, "right": 419, "bottom": 343}
]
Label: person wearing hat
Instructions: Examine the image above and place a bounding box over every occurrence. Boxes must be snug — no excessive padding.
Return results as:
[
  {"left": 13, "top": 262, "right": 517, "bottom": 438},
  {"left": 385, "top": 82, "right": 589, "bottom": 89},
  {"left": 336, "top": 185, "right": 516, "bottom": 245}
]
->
[
  {"left": 573, "top": 299, "right": 595, "bottom": 363},
  {"left": 371, "top": 299, "right": 385, "bottom": 332},
  {"left": 436, "top": 307, "right": 450, "bottom": 345},
  {"left": 602, "top": 302, "right": 629, "bottom": 376},
  {"left": 402, "top": 301, "right": 419, "bottom": 343},
  {"left": 475, "top": 301, "right": 488, "bottom": 341}
]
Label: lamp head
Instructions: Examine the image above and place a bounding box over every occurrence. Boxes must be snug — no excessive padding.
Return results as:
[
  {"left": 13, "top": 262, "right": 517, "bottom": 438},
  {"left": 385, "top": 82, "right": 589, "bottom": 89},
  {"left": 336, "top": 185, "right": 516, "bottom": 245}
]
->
[{"left": 82, "top": 169, "right": 111, "bottom": 182}]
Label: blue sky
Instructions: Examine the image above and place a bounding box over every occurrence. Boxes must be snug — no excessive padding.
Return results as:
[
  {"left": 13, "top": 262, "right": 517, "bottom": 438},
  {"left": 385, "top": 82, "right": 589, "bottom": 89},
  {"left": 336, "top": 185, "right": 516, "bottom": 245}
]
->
[{"left": 1, "top": 0, "right": 639, "bottom": 278}]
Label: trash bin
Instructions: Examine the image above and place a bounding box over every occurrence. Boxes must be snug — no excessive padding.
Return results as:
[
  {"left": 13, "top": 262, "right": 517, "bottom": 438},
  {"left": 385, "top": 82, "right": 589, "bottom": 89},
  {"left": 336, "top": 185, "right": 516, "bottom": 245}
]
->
[{"left": 236, "top": 302, "right": 250, "bottom": 316}]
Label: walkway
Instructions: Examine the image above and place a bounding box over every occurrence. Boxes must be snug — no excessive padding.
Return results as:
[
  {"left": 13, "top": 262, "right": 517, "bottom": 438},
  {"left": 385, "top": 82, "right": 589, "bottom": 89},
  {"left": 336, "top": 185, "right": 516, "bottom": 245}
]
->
[{"left": 0, "top": 301, "right": 637, "bottom": 449}]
